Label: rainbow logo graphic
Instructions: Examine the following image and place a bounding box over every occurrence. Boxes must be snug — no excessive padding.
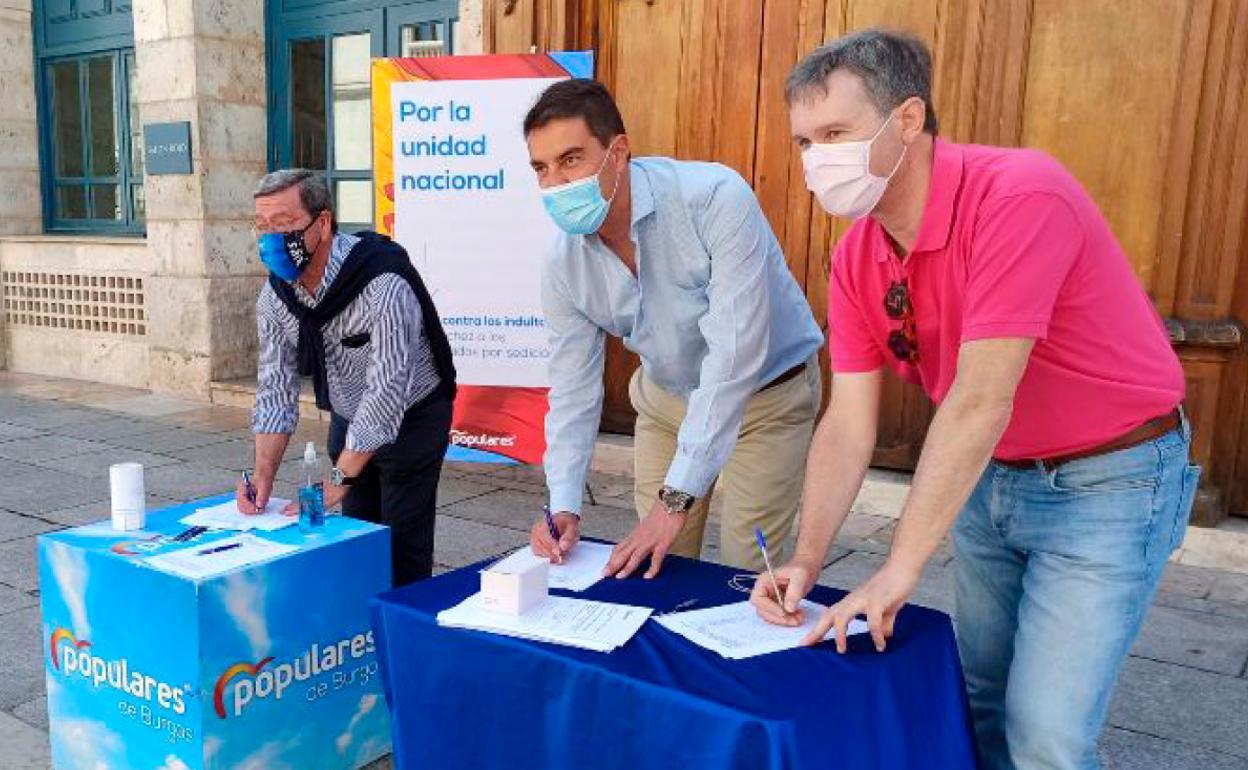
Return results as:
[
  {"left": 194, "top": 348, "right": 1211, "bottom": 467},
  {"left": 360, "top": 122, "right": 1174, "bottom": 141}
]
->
[
  {"left": 213, "top": 657, "right": 274, "bottom": 718},
  {"left": 109, "top": 534, "right": 166, "bottom": 557},
  {"left": 49, "top": 628, "right": 92, "bottom": 670}
]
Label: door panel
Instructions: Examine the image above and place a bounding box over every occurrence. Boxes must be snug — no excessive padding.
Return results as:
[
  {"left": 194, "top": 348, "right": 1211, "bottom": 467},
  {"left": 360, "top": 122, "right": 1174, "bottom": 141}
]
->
[{"left": 483, "top": 0, "right": 1248, "bottom": 519}]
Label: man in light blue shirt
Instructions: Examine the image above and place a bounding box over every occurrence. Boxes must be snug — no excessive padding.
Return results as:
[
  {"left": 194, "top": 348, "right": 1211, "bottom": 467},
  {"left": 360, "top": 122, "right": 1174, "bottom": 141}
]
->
[{"left": 524, "top": 80, "right": 825, "bottom": 577}]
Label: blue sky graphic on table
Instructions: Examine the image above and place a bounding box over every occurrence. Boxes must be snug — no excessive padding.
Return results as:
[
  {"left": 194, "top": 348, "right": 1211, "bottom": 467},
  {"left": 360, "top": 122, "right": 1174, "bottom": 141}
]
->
[{"left": 40, "top": 496, "right": 391, "bottom": 770}]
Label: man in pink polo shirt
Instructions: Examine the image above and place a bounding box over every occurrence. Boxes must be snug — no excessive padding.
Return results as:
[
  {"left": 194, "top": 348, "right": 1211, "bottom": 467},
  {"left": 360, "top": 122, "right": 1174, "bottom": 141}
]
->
[{"left": 751, "top": 30, "right": 1201, "bottom": 770}]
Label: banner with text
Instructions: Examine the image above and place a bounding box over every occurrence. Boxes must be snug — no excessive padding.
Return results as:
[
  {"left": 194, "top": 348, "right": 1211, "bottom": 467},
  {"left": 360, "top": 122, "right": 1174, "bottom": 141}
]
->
[{"left": 372, "top": 52, "right": 594, "bottom": 465}]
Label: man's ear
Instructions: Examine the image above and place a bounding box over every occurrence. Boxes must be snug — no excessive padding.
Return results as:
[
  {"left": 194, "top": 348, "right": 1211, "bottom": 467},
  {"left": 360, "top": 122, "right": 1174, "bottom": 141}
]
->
[
  {"left": 899, "top": 97, "right": 927, "bottom": 141},
  {"left": 612, "top": 134, "right": 632, "bottom": 168}
]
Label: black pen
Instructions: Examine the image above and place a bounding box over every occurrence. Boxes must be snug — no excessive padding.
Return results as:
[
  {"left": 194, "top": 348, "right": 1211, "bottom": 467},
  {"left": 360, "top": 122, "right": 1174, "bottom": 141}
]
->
[
  {"left": 171, "top": 525, "right": 207, "bottom": 543},
  {"left": 197, "top": 542, "right": 243, "bottom": 557}
]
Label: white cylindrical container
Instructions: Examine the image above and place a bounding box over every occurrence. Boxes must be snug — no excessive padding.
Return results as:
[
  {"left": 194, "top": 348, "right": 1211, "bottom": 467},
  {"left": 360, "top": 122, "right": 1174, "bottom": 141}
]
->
[{"left": 109, "top": 462, "right": 146, "bottom": 531}]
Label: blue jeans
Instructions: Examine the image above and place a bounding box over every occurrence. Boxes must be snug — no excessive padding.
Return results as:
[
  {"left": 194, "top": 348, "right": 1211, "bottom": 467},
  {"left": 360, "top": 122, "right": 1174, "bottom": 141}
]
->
[{"left": 953, "top": 420, "right": 1200, "bottom": 770}]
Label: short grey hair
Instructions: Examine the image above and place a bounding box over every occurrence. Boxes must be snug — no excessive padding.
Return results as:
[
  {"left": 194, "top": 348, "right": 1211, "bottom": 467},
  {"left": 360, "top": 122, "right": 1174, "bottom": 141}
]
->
[
  {"left": 787, "top": 29, "right": 938, "bottom": 135},
  {"left": 254, "top": 169, "right": 337, "bottom": 231}
]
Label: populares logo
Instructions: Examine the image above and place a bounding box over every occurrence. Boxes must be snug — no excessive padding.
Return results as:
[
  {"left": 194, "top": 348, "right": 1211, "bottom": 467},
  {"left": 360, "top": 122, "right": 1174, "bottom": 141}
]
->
[
  {"left": 450, "top": 429, "right": 516, "bottom": 449},
  {"left": 48, "top": 628, "right": 187, "bottom": 714},
  {"left": 110, "top": 534, "right": 170, "bottom": 557},
  {"left": 213, "top": 630, "right": 377, "bottom": 718}
]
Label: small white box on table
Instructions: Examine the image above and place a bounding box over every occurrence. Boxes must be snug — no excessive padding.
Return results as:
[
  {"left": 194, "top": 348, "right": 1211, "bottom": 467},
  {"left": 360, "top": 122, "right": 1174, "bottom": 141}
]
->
[{"left": 480, "top": 553, "right": 548, "bottom": 615}]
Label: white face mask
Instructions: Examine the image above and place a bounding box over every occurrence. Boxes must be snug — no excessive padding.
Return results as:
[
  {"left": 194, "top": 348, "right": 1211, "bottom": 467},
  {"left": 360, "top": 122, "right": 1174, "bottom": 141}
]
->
[{"left": 802, "top": 112, "right": 906, "bottom": 219}]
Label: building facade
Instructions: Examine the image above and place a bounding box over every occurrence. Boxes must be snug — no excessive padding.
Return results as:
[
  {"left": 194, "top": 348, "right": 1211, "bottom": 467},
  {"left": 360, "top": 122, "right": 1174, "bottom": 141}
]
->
[
  {"left": 0, "top": 0, "right": 480, "bottom": 394},
  {"left": 2, "top": 0, "right": 1247, "bottom": 526}
]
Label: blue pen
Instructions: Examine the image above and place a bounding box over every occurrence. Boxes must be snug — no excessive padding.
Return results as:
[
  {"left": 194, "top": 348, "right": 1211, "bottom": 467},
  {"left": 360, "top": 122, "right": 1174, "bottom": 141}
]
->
[
  {"left": 543, "top": 504, "right": 565, "bottom": 563},
  {"left": 543, "top": 504, "right": 561, "bottom": 542},
  {"left": 241, "top": 470, "right": 258, "bottom": 508},
  {"left": 197, "top": 542, "right": 242, "bottom": 557},
  {"left": 754, "top": 526, "right": 786, "bottom": 609}
]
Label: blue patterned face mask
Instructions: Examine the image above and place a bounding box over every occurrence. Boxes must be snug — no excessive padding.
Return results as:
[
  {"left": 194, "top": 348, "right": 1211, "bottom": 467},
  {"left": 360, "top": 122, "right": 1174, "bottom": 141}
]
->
[
  {"left": 257, "top": 218, "right": 318, "bottom": 281},
  {"left": 540, "top": 140, "right": 622, "bottom": 235}
]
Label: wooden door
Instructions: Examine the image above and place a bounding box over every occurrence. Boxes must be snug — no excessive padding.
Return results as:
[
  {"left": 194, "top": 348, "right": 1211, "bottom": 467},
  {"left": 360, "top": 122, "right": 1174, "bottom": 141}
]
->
[{"left": 485, "top": 0, "right": 1248, "bottom": 517}]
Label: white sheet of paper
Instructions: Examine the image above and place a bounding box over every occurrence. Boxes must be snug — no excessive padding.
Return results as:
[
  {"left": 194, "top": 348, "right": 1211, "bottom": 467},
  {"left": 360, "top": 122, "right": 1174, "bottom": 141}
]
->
[
  {"left": 180, "top": 498, "right": 296, "bottom": 532},
  {"left": 437, "top": 594, "right": 652, "bottom": 653},
  {"left": 655, "top": 600, "right": 870, "bottom": 659},
  {"left": 490, "top": 541, "right": 614, "bottom": 592},
  {"left": 144, "top": 534, "right": 298, "bottom": 580}
]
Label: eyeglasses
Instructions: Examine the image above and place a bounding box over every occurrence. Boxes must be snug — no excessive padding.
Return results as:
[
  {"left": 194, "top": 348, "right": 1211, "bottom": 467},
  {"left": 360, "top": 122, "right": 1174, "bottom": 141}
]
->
[
  {"left": 884, "top": 280, "right": 919, "bottom": 364},
  {"left": 251, "top": 211, "right": 322, "bottom": 239}
]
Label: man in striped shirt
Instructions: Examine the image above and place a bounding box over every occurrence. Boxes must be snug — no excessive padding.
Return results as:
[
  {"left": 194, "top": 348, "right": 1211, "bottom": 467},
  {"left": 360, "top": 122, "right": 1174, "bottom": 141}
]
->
[{"left": 236, "top": 169, "right": 457, "bottom": 586}]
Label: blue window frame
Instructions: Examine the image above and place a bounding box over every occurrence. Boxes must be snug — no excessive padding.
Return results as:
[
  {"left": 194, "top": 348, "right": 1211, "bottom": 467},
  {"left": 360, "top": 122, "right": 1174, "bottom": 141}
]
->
[
  {"left": 33, "top": 1, "right": 143, "bottom": 234},
  {"left": 267, "top": 0, "right": 458, "bottom": 232}
]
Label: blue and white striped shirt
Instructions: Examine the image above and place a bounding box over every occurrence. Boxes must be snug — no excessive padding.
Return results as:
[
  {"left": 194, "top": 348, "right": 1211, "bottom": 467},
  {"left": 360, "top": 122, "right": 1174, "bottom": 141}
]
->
[{"left": 252, "top": 232, "right": 441, "bottom": 452}]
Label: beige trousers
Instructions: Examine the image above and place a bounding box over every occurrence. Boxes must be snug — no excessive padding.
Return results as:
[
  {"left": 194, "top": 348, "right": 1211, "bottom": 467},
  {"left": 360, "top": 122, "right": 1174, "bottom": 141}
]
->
[{"left": 629, "top": 358, "right": 822, "bottom": 571}]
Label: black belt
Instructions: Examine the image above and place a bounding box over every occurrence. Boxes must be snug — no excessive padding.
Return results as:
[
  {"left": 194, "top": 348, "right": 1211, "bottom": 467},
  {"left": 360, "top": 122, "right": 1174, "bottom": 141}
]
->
[{"left": 759, "top": 362, "right": 806, "bottom": 393}]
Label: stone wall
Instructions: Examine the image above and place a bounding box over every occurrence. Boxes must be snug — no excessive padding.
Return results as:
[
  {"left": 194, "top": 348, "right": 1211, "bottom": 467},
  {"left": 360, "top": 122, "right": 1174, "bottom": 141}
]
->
[
  {"left": 133, "top": 0, "right": 268, "bottom": 396},
  {"left": 0, "top": 0, "right": 487, "bottom": 396},
  {"left": 0, "top": 236, "right": 152, "bottom": 386},
  {"left": 0, "top": 0, "right": 40, "bottom": 237},
  {"left": 457, "top": 0, "right": 484, "bottom": 54}
]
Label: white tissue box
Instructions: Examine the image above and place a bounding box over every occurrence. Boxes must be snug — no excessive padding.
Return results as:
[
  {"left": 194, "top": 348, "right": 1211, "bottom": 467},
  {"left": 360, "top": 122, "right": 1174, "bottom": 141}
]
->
[{"left": 480, "top": 555, "right": 548, "bottom": 615}]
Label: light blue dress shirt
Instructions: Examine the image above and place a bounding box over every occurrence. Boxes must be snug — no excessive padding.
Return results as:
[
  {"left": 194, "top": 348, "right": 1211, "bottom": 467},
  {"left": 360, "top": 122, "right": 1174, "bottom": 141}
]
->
[{"left": 542, "top": 157, "right": 825, "bottom": 514}]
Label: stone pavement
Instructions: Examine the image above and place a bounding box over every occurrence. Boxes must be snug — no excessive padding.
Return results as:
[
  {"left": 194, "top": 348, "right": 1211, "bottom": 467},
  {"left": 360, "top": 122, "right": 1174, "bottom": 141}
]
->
[{"left": 0, "top": 372, "right": 1244, "bottom": 769}]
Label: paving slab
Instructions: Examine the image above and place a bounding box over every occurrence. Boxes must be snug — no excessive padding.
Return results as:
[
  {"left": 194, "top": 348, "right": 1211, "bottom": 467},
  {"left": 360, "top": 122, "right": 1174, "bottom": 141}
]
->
[
  {"left": 27, "top": 448, "right": 181, "bottom": 479},
  {"left": 140, "top": 463, "right": 247, "bottom": 501},
  {"left": 0, "top": 605, "right": 46, "bottom": 711},
  {"left": 172, "top": 439, "right": 260, "bottom": 471},
  {"left": 0, "top": 436, "right": 108, "bottom": 462},
  {"left": 12, "top": 695, "right": 49, "bottom": 731},
  {"left": 1151, "top": 592, "right": 1248, "bottom": 622},
  {"left": 0, "top": 711, "right": 50, "bottom": 770},
  {"left": 1129, "top": 604, "right": 1248, "bottom": 676},
  {"left": 0, "top": 423, "right": 46, "bottom": 442},
  {"left": 39, "top": 494, "right": 179, "bottom": 529},
  {"left": 76, "top": 393, "right": 204, "bottom": 418},
  {"left": 104, "top": 428, "right": 234, "bottom": 454},
  {"left": 0, "top": 536, "right": 41, "bottom": 593},
  {"left": 0, "top": 403, "right": 105, "bottom": 430},
  {"left": 0, "top": 511, "right": 55, "bottom": 543},
  {"left": 1158, "top": 562, "right": 1218, "bottom": 600},
  {"left": 1107, "top": 656, "right": 1248, "bottom": 760},
  {"left": 0, "top": 473, "right": 112, "bottom": 516},
  {"left": 1208, "top": 571, "right": 1248, "bottom": 606},
  {"left": 436, "top": 487, "right": 552, "bottom": 534},
  {"left": 0, "top": 583, "right": 38, "bottom": 614},
  {"left": 433, "top": 514, "right": 527, "bottom": 568},
  {"left": 435, "top": 476, "right": 501, "bottom": 508},
  {"left": 154, "top": 406, "right": 255, "bottom": 433},
  {"left": 52, "top": 416, "right": 170, "bottom": 441},
  {"left": 577, "top": 501, "right": 645, "bottom": 545},
  {"left": 1098, "top": 727, "right": 1248, "bottom": 770}
]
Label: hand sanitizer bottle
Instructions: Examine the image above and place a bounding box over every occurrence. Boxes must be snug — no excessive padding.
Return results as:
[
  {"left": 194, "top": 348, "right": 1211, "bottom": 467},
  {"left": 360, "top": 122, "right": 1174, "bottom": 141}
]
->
[{"left": 299, "top": 441, "right": 325, "bottom": 532}]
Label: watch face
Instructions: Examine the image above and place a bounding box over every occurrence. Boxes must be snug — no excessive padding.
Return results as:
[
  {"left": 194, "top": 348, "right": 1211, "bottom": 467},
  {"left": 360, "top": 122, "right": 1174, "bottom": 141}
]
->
[
  {"left": 660, "top": 487, "right": 694, "bottom": 513},
  {"left": 330, "top": 468, "right": 344, "bottom": 486}
]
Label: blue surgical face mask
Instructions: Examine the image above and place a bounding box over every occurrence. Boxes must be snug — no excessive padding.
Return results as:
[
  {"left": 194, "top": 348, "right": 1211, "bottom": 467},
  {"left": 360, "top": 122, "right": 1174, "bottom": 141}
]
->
[
  {"left": 257, "top": 217, "right": 319, "bottom": 281},
  {"left": 540, "top": 140, "right": 622, "bottom": 235}
]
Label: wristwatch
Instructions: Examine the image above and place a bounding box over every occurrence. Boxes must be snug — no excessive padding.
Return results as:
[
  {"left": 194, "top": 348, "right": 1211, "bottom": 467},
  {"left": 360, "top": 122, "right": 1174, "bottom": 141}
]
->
[
  {"left": 658, "top": 486, "right": 696, "bottom": 516},
  {"left": 328, "top": 467, "right": 357, "bottom": 487}
]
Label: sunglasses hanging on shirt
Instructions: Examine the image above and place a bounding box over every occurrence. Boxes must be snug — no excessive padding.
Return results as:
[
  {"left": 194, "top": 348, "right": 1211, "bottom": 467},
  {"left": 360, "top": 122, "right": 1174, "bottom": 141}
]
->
[{"left": 884, "top": 279, "right": 919, "bottom": 364}]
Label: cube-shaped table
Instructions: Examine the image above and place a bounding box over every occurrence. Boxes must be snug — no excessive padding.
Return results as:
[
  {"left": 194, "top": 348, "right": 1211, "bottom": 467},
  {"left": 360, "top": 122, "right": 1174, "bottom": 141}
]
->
[{"left": 38, "top": 495, "right": 392, "bottom": 770}]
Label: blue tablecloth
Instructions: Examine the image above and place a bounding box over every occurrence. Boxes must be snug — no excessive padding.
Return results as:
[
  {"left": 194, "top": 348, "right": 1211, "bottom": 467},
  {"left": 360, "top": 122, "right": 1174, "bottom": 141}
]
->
[{"left": 371, "top": 549, "right": 978, "bottom": 770}]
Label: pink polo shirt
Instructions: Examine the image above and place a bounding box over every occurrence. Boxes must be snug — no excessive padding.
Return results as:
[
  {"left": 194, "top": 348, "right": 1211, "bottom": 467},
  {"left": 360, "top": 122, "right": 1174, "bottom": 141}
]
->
[{"left": 828, "top": 139, "right": 1185, "bottom": 460}]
